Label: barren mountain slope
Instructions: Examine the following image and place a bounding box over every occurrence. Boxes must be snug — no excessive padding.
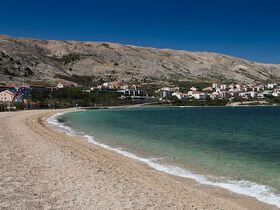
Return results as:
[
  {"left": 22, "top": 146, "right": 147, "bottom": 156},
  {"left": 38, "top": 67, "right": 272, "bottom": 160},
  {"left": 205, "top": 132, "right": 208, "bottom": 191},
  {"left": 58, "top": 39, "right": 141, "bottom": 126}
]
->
[{"left": 0, "top": 34, "right": 279, "bottom": 85}]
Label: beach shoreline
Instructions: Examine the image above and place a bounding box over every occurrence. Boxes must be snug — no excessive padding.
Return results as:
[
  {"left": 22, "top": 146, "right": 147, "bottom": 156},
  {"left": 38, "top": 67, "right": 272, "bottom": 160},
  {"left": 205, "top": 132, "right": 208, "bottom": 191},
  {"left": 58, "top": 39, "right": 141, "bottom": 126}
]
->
[
  {"left": 79, "top": 102, "right": 280, "bottom": 110},
  {"left": 0, "top": 109, "right": 277, "bottom": 209}
]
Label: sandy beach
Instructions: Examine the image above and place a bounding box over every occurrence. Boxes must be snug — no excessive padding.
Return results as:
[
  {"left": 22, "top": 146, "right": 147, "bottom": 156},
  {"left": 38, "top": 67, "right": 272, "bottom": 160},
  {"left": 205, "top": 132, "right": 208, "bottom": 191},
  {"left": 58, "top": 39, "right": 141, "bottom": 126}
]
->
[{"left": 0, "top": 109, "right": 277, "bottom": 209}]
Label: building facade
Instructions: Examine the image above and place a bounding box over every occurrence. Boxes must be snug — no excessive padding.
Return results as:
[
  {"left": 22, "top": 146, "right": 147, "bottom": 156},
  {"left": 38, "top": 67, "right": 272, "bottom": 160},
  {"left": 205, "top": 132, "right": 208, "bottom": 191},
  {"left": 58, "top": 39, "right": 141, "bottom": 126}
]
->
[{"left": 0, "top": 90, "right": 15, "bottom": 102}]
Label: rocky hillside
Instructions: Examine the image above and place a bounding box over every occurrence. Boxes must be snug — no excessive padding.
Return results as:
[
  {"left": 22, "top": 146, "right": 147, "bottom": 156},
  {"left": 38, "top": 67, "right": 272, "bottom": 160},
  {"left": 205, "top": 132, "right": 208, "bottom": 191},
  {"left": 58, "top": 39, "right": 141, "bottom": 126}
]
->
[{"left": 0, "top": 34, "right": 280, "bottom": 86}]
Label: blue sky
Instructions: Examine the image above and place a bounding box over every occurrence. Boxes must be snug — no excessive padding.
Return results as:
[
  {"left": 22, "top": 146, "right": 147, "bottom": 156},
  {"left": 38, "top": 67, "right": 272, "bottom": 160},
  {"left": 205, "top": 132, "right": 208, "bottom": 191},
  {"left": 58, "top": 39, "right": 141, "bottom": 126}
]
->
[{"left": 0, "top": 0, "right": 279, "bottom": 63}]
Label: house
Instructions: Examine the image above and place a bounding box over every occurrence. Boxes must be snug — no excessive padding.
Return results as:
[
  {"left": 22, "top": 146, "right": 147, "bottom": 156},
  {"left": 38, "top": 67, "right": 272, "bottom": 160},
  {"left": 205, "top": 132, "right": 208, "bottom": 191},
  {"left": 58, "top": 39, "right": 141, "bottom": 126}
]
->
[
  {"left": 120, "top": 85, "right": 129, "bottom": 90},
  {"left": 190, "top": 86, "right": 198, "bottom": 91},
  {"left": 159, "top": 89, "right": 173, "bottom": 99},
  {"left": 210, "top": 92, "right": 219, "bottom": 99},
  {"left": 0, "top": 90, "right": 15, "bottom": 103},
  {"left": 212, "top": 83, "right": 218, "bottom": 89},
  {"left": 220, "top": 84, "right": 227, "bottom": 90},
  {"left": 257, "top": 91, "right": 272, "bottom": 99},
  {"left": 118, "top": 89, "right": 146, "bottom": 97},
  {"left": 228, "top": 89, "right": 239, "bottom": 97},
  {"left": 228, "top": 84, "right": 235, "bottom": 89},
  {"left": 191, "top": 91, "right": 207, "bottom": 100},
  {"left": 172, "top": 92, "right": 182, "bottom": 100},
  {"left": 217, "top": 91, "right": 230, "bottom": 99},
  {"left": 267, "top": 83, "right": 277, "bottom": 89},
  {"left": 235, "top": 84, "right": 241, "bottom": 90},
  {"left": 250, "top": 91, "right": 258, "bottom": 98},
  {"left": 202, "top": 87, "right": 213, "bottom": 92},
  {"left": 56, "top": 82, "right": 64, "bottom": 89},
  {"left": 156, "top": 87, "right": 179, "bottom": 99},
  {"left": 257, "top": 92, "right": 265, "bottom": 99}
]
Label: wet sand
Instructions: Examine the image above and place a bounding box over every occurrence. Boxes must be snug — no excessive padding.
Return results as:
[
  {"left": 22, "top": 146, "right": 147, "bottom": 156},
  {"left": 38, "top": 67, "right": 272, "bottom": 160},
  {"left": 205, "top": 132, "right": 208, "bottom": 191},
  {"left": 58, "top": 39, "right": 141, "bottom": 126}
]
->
[{"left": 0, "top": 109, "right": 277, "bottom": 209}]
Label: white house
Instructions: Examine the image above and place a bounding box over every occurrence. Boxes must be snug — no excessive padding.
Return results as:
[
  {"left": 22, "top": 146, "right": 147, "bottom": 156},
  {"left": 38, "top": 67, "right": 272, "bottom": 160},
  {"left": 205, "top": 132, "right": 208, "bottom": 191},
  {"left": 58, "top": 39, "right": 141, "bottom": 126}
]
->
[
  {"left": 228, "top": 84, "right": 235, "bottom": 89},
  {"left": 250, "top": 91, "right": 258, "bottom": 98},
  {"left": 235, "top": 84, "right": 241, "bottom": 90},
  {"left": 56, "top": 82, "right": 64, "bottom": 89},
  {"left": 0, "top": 90, "right": 15, "bottom": 103},
  {"left": 220, "top": 84, "right": 227, "bottom": 90},
  {"left": 172, "top": 92, "right": 182, "bottom": 100},
  {"left": 192, "top": 91, "right": 207, "bottom": 100},
  {"left": 190, "top": 86, "right": 197, "bottom": 91},
  {"left": 267, "top": 83, "right": 277, "bottom": 89},
  {"left": 120, "top": 85, "right": 129, "bottom": 90},
  {"left": 239, "top": 92, "right": 250, "bottom": 99},
  {"left": 102, "top": 82, "right": 109, "bottom": 88},
  {"left": 212, "top": 83, "right": 218, "bottom": 89},
  {"left": 210, "top": 92, "right": 219, "bottom": 99}
]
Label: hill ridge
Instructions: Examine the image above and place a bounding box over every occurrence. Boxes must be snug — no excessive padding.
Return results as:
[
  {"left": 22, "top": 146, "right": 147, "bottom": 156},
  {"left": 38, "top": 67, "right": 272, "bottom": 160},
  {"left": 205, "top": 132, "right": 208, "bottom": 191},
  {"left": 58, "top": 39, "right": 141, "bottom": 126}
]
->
[{"left": 0, "top": 34, "right": 280, "bottom": 86}]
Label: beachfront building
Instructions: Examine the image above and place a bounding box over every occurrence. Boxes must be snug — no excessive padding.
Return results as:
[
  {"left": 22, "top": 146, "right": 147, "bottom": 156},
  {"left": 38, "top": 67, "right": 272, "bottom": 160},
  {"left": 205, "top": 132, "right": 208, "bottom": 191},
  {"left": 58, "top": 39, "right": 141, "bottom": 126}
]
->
[
  {"left": 156, "top": 87, "right": 179, "bottom": 100},
  {"left": 250, "top": 91, "right": 258, "bottom": 98},
  {"left": 193, "top": 92, "right": 207, "bottom": 100},
  {"left": 172, "top": 92, "right": 182, "bottom": 100},
  {"left": 160, "top": 89, "right": 173, "bottom": 99},
  {"left": 189, "top": 91, "right": 207, "bottom": 100},
  {"left": 0, "top": 90, "right": 15, "bottom": 102},
  {"left": 239, "top": 92, "right": 250, "bottom": 99},
  {"left": 118, "top": 89, "right": 146, "bottom": 97}
]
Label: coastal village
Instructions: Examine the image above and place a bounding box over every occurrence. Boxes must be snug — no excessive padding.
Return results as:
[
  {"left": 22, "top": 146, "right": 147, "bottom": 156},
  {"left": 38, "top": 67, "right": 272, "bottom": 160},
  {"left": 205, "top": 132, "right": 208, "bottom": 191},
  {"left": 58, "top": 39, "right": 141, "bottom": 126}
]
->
[
  {"left": 157, "top": 82, "right": 280, "bottom": 101},
  {"left": 1, "top": 81, "right": 280, "bottom": 111}
]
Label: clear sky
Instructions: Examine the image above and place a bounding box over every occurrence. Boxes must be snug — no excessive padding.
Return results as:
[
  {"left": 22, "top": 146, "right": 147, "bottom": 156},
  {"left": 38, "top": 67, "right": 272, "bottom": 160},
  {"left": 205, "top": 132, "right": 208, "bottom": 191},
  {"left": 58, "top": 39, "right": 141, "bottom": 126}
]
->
[{"left": 0, "top": 0, "right": 279, "bottom": 63}]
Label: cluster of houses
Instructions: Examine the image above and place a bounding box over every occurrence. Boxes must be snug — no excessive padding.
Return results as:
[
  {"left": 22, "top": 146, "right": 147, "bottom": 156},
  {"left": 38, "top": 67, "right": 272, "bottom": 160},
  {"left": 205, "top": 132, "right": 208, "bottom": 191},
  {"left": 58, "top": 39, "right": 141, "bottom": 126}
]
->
[
  {"left": 158, "top": 83, "right": 280, "bottom": 101},
  {"left": 2, "top": 80, "right": 280, "bottom": 111},
  {"left": 88, "top": 82, "right": 151, "bottom": 101},
  {"left": 0, "top": 80, "right": 151, "bottom": 106},
  {"left": 0, "top": 82, "right": 67, "bottom": 104}
]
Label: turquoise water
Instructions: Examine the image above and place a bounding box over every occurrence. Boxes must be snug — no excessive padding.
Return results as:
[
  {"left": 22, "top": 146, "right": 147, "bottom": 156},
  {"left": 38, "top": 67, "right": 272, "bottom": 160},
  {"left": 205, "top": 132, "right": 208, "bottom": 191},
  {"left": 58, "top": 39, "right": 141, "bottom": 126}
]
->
[{"left": 57, "top": 107, "right": 280, "bottom": 206}]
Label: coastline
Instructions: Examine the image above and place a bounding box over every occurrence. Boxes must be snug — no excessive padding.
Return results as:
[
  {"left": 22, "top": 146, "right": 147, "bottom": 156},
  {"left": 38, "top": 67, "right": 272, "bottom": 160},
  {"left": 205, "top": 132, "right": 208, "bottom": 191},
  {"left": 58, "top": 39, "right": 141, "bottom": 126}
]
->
[
  {"left": 0, "top": 109, "right": 277, "bottom": 209},
  {"left": 79, "top": 103, "right": 280, "bottom": 110}
]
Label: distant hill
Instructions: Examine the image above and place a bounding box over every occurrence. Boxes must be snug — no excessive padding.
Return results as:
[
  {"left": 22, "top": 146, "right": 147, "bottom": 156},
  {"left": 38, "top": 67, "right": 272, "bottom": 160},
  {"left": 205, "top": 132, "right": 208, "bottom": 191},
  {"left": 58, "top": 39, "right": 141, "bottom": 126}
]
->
[{"left": 0, "top": 34, "right": 280, "bottom": 86}]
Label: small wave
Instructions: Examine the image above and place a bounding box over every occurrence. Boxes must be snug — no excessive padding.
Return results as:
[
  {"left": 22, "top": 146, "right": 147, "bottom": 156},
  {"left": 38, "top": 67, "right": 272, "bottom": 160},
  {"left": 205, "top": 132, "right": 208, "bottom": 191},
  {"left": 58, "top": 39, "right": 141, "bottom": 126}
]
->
[
  {"left": 47, "top": 111, "right": 280, "bottom": 208},
  {"left": 47, "top": 112, "right": 75, "bottom": 134}
]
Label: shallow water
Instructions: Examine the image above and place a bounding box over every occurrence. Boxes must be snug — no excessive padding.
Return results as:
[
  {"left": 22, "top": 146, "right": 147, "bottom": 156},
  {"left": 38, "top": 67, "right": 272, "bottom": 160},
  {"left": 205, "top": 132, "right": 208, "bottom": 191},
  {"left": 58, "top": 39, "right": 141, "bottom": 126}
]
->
[{"left": 56, "top": 107, "right": 280, "bottom": 207}]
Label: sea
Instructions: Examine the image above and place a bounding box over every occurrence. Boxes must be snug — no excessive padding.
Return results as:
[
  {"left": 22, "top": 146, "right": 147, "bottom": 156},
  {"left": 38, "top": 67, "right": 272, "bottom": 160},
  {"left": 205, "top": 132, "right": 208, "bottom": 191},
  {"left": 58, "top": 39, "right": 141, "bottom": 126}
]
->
[{"left": 48, "top": 106, "right": 280, "bottom": 207}]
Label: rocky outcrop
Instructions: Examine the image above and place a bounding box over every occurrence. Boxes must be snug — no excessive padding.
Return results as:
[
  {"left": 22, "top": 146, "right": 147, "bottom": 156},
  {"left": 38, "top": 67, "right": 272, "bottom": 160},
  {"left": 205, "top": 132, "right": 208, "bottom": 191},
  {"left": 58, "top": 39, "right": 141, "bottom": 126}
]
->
[{"left": 0, "top": 34, "right": 279, "bottom": 85}]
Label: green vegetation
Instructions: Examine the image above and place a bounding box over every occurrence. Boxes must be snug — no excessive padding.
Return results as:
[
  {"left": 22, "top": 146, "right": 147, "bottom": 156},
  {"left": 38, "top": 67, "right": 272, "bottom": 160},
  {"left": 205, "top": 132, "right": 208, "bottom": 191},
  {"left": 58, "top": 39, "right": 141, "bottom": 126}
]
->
[
  {"left": 142, "top": 84, "right": 161, "bottom": 96},
  {"left": 168, "top": 96, "right": 228, "bottom": 106},
  {"left": 54, "top": 74, "right": 96, "bottom": 86},
  {"left": 31, "top": 88, "right": 134, "bottom": 108},
  {"left": 267, "top": 97, "right": 280, "bottom": 104},
  {"left": 61, "top": 53, "right": 80, "bottom": 65},
  {"left": 0, "top": 103, "right": 6, "bottom": 111}
]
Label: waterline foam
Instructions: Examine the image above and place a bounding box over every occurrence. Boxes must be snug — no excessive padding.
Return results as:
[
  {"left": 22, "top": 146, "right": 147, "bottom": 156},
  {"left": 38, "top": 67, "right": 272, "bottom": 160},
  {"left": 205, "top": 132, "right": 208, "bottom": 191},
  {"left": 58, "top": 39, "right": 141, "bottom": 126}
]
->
[{"left": 47, "top": 112, "right": 280, "bottom": 208}]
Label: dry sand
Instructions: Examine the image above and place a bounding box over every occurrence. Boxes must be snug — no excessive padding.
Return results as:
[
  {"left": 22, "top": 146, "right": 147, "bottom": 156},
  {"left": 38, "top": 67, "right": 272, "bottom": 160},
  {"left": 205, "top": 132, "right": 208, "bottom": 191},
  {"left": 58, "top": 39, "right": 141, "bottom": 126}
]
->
[{"left": 0, "top": 109, "right": 277, "bottom": 209}]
